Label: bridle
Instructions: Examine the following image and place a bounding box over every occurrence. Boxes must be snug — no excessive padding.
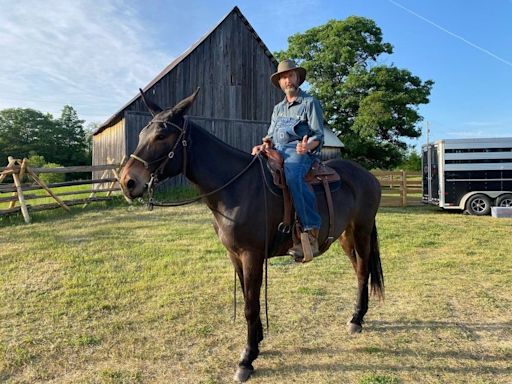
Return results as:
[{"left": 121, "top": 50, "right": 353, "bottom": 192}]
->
[
  {"left": 128, "top": 116, "right": 262, "bottom": 210},
  {"left": 128, "top": 117, "right": 190, "bottom": 209},
  {"left": 130, "top": 117, "right": 189, "bottom": 174}
]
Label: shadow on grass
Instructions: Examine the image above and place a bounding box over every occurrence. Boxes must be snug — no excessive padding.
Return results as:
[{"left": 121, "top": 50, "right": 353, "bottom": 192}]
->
[
  {"left": 254, "top": 360, "right": 511, "bottom": 378},
  {"left": 370, "top": 320, "right": 512, "bottom": 332},
  {"left": 254, "top": 342, "right": 512, "bottom": 379},
  {"left": 252, "top": 319, "right": 512, "bottom": 379}
]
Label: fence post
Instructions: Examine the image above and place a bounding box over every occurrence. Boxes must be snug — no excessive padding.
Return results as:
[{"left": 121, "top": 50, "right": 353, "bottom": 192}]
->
[
  {"left": 401, "top": 170, "right": 407, "bottom": 206},
  {"left": 8, "top": 157, "right": 31, "bottom": 223}
]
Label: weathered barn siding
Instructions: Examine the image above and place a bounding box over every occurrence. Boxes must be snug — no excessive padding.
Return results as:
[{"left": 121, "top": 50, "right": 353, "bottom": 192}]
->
[
  {"left": 92, "top": 118, "right": 125, "bottom": 167},
  {"left": 127, "top": 11, "right": 279, "bottom": 121},
  {"left": 93, "top": 7, "right": 281, "bottom": 168}
]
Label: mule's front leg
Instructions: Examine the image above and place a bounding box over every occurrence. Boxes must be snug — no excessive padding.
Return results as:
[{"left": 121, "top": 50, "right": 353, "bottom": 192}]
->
[{"left": 234, "top": 252, "right": 264, "bottom": 382}]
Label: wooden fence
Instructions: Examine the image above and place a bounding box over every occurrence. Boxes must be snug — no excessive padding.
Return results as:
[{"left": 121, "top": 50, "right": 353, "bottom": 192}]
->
[
  {"left": 1, "top": 156, "right": 423, "bottom": 224},
  {"left": 0, "top": 157, "right": 124, "bottom": 223},
  {"left": 372, "top": 170, "right": 422, "bottom": 207}
]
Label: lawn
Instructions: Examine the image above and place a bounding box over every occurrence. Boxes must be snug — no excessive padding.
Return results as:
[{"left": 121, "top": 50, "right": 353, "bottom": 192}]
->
[{"left": 1, "top": 203, "right": 511, "bottom": 383}]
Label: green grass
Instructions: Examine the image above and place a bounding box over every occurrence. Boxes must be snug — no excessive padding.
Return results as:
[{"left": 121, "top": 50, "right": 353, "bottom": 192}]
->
[{"left": 1, "top": 204, "right": 511, "bottom": 383}]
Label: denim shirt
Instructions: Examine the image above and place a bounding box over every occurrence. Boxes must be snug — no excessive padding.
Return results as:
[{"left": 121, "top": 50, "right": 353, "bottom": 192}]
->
[{"left": 266, "top": 89, "right": 325, "bottom": 153}]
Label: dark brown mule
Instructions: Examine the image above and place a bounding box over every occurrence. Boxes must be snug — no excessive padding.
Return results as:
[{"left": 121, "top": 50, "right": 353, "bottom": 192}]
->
[{"left": 119, "top": 89, "right": 384, "bottom": 382}]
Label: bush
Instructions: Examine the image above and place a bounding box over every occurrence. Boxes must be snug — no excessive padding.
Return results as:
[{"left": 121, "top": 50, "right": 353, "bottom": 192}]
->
[
  {"left": 39, "top": 163, "right": 65, "bottom": 185},
  {"left": 26, "top": 153, "right": 46, "bottom": 168}
]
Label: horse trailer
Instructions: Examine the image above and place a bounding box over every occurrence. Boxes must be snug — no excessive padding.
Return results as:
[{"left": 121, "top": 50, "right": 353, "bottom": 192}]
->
[{"left": 422, "top": 137, "right": 512, "bottom": 215}]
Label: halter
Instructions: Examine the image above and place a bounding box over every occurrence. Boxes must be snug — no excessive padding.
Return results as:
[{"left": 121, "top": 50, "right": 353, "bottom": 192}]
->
[{"left": 129, "top": 117, "right": 190, "bottom": 208}]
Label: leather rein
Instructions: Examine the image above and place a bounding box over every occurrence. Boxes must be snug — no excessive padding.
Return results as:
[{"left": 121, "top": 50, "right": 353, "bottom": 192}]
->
[{"left": 129, "top": 117, "right": 262, "bottom": 210}]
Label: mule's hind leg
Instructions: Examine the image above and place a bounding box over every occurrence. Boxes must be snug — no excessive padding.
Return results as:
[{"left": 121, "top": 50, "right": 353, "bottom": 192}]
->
[
  {"left": 339, "top": 223, "right": 357, "bottom": 271},
  {"left": 339, "top": 223, "right": 372, "bottom": 334}
]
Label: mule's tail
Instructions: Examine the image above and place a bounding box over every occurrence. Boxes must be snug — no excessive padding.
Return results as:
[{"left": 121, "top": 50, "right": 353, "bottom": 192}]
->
[{"left": 370, "top": 223, "right": 384, "bottom": 300}]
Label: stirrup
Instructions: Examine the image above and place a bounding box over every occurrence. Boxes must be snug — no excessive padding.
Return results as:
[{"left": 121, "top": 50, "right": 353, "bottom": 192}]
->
[{"left": 300, "top": 232, "right": 314, "bottom": 263}]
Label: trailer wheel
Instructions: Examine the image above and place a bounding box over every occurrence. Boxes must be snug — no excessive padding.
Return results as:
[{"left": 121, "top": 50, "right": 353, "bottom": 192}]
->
[
  {"left": 466, "top": 194, "right": 491, "bottom": 216},
  {"left": 497, "top": 193, "right": 512, "bottom": 207}
]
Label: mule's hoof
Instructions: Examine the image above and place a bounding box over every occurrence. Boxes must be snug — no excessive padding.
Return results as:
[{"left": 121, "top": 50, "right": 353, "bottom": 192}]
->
[
  {"left": 347, "top": 321, "right": 363, "bottom": 334},
  {"left": 234, "top": 366, "right": 254, "bottom": 382}
]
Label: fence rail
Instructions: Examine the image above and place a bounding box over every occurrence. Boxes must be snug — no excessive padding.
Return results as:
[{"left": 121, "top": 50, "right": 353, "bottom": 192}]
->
[
  {"left": 0, "top": 157, "right": 124, "bottom": 223},
  {"left": 372, "top": 170, "right": 422, "bottom": 207},
  {"left": 1, "top": 156, "right": 423, "bottom": 223}
]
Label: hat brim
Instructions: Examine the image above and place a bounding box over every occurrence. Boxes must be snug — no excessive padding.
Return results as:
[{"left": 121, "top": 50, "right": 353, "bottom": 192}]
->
[{"left": 270, "top": 67, "right": 306, "bottom": 89}]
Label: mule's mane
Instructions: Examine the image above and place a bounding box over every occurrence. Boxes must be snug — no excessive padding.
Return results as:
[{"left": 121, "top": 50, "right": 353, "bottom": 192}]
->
[{"left": 187, "top": 119, "right": 254, "bottom": 161}]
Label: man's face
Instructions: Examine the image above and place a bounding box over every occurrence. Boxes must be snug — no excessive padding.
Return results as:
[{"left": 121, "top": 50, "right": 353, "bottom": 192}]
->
[{"left": 278, "top": 70, "right": 299, "bottom": 95}]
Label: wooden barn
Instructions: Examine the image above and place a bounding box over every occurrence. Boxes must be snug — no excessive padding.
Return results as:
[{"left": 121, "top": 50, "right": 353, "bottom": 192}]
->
[{"left": 93, "top": 6, "right": 343, "bottom": 183}]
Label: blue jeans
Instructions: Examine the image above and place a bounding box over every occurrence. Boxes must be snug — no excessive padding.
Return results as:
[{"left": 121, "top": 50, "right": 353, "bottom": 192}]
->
[{"left": 278, "top": 144, "right": 321, "bottom": 231}]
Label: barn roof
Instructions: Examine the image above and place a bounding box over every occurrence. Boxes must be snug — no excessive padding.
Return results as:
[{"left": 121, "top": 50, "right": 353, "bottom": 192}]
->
[{"left": 95, "top": 6, "right": 277, "bottom": 135}]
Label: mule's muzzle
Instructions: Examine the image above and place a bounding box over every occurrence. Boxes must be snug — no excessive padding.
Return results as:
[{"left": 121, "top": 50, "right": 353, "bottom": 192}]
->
[
  {"left": 126, "top": 178, "right": 136, "bottom": 191},
  {"left": 119, "top": 162, "right": 149, "bottom": 201}
]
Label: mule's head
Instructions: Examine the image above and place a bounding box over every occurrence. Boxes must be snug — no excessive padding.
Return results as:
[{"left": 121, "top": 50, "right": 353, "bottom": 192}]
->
[{"left": 120, "top": 88, "right": 200, "bottom": 200}]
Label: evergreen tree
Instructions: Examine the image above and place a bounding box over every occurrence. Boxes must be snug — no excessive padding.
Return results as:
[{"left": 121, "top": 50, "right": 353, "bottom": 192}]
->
[{"left": 57, "top": 105, "right": 88, "bottom": 165}]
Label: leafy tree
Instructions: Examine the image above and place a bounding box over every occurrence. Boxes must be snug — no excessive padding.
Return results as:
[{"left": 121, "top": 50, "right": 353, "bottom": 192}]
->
[
  {"left": 85, "top": 122, "right": 100, "bottom": 163},
  {"left": 396, "top": 149, "right": 422, "bottom": 172},
  {"left": 39, "top": 162, "right": 65, "bottom": 184},
  {"left": 0, "top": 106, "right": 89, "bottom": 168},
  {"left": 0, "top": 108, "right": 57, "bottom": 165},
  {"left": 56, "top": 105, "right": 88, "bottom": 165},
  {"left": 26, "top": 153, "right": 46, "bottom": 168},
  {"left": 275, "top": 16, "right": 434, "bottom": 169}
]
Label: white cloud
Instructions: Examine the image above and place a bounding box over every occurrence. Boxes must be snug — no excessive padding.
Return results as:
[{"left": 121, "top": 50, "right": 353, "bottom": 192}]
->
[
  {"left": 463, "top": 121, "right": 508, "bottom": 128},
  {"left": 446, "top": 129, "right": 512, "bottom": 139},
  {"left": 0, "top": 0, "right": 171, "bottom": 123}
]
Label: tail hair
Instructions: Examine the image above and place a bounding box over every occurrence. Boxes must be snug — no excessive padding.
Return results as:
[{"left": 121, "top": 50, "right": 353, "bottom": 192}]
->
[{"left": 369, "top": 223, "right": 385, "bottom": 300}]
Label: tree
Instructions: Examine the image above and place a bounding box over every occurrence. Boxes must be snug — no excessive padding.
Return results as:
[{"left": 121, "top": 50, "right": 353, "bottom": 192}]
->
[
  {"left": 56, "top": 105, "right": 88, "bottom": 165},
  {"left": 0, "top": 108, "right": 57, "bottom": 165},
  {"left": 275, "top": 16, "right": 434, "bottom": 169},
  {"left": 0, "top": 106, "right": 89, "bottom": 167},
  {"left": 85, "top": 122, "right": 100, "bottom": 163},
  {"left": 396, "top": 149, "right": 422, "bottom": 172}
]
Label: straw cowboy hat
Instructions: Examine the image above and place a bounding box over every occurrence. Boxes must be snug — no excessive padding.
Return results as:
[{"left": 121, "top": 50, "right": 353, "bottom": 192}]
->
[{"left": 270, "top": 59, "right": 306, "bottom": 88}]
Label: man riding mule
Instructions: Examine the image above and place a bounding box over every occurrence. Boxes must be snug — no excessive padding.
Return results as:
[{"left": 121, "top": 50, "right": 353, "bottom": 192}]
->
[
  {"left": 252, "top": 59, "right": 325, "bottom": 261},
  {"left": 120, "top": 87, "right": 383, "bottom": 382}
]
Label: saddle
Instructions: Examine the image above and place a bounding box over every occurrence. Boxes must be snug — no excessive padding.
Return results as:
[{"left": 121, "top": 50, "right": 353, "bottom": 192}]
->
[{"left": 261, "top": 147, "right": 339, "bottom": 255}]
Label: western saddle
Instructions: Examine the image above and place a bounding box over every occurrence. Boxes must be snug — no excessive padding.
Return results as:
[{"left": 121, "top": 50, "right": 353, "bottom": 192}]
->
[{"left": 261, "top": 147, "right": 340, "bottom": 262}]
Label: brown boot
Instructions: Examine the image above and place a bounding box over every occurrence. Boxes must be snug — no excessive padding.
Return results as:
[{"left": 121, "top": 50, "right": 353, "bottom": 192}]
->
[
  {"left": 307, "top": 229, "right": 319, "bottom": 256},
  {"left": 288, "top": 229, "right": 319, "bottom": 262},
  {"left": 287, "top": 241, "right": 303, "bottom": 259}
]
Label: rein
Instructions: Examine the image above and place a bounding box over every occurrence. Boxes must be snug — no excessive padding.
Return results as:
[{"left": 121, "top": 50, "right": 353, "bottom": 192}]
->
[{"left": 130, "top": 117, "right": 265, "bottom": 211}]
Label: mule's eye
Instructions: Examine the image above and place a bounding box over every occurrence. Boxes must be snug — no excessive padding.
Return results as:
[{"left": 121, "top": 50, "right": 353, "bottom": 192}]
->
[{"left": 155, "top": 133, "right": 166, "bottom": 141}]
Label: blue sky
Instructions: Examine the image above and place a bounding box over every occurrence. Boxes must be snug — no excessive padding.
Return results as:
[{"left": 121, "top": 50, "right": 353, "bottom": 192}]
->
[{"left": 1, "top": 0, "right": 511, "bottom": 148}]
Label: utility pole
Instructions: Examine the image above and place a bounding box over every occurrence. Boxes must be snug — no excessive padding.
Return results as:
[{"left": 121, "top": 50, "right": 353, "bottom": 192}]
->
[{"left": 426, "top": 121, "right": 432, "bottom": 202}]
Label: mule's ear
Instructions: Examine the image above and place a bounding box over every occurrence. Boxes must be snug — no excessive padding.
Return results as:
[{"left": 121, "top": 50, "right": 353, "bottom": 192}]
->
[
  {"left": 139, "top": 88, "right": 163, "bottom": 117},
  {"left": 171, "top": 87, "right": 200, "bottom": 118}
]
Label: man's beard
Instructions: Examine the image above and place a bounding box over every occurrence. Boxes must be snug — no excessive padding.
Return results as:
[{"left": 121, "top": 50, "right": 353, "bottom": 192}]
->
[{"left": 284, "top": 84, "right": 298, "bottom": 96}]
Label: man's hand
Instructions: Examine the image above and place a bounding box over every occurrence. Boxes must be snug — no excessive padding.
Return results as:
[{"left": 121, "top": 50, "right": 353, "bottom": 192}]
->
[
  {"left": 251, "top": 139, "right": 272, "bottom": 155},
  {"left": 296, "top": 135, "right": 309, "bottom": 155},
  {"left": 251, "top": 145, "right": 263, "bottom": 155}
]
